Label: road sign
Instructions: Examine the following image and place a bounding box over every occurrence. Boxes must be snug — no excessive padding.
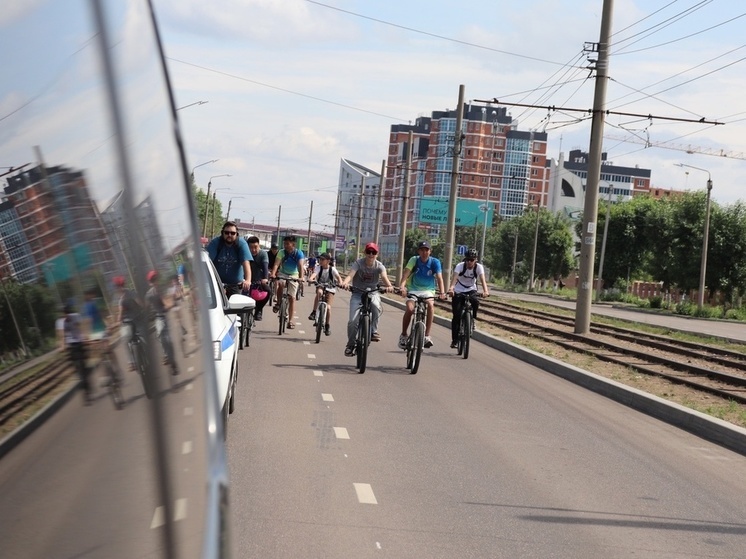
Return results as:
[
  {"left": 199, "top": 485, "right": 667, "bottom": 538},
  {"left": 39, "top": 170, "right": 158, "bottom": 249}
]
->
[{"left": 457, "top": 245, "right": 467, "bottom": 256}]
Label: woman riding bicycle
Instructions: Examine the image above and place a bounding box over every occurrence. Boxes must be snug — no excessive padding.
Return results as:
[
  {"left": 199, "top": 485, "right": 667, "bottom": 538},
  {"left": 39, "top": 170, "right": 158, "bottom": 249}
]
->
[
  {"left": 446, "top": 248, "right": 489, "bottom": 348},
  {"left": 307, "top": 252, "right": 342, "bottom": 336},
  {"left": 339, "top": 242, "right": 394, "bottom": 356}
]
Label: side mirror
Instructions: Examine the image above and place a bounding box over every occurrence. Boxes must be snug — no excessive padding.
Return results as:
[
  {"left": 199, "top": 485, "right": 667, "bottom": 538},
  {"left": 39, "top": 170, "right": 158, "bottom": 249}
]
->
[{"left": 226, "top": 293, "right": 256, "bottom": 314}]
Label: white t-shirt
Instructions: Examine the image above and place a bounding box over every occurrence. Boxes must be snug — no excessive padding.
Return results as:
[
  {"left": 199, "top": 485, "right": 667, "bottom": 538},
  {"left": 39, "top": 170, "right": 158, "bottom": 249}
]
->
[
  {"left": 313, "top": 265, "right": 340, "bottom": 293},
  {"left": 453, "top": 262, "right": 484, "bottom": 294}
]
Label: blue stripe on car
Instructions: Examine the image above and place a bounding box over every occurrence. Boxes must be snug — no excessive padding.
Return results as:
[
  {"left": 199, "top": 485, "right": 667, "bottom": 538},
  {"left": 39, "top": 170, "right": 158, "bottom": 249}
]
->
[{"left": 220, "top": 321, "right": 237, "bottom": 352}]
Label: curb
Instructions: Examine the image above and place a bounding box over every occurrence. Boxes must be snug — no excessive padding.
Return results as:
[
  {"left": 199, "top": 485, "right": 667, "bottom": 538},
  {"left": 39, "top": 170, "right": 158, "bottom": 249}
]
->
[{"left": 382, "top": 296, "right": 746, "bottom": 457}]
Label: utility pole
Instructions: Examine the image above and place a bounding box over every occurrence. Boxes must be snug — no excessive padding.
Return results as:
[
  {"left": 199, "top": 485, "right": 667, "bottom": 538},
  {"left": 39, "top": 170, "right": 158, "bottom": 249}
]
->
[
  {"left": 374, "top": 159, "right": 385, "bottom": 247},
  {"left": 529, "top": 202, "right": 541, "bottom": 291},
  {"left": 355, "top": 176, "right": 365, "bottom": 260},
  {"left": 444, "top": 85, "right": 465, "bottom": 290},
  {"left": 333, "top": 191, "right": 341, "bottom": 264},
  {"left": 575, "top": 0, "right": 614, "bottom": 335},
  {"left": 397, "top": 131, "right": 413, "bottom": 283},
  {"left": 307, "top": 200, "right": 314, "bottom": 255},
  {"left": 480, "top": 110, "right": 497, "bottom": 262},
  {"left": 595, "top": 185, "right": 613, "bottom": 301},
  {"left": 276, "top": 205, "right": 282, "bottom": 246}
]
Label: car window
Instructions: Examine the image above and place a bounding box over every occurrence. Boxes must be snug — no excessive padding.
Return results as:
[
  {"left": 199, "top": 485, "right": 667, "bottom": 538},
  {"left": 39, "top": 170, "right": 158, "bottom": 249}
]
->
[{"left": 0, "top": 2, "right": 230, "bottom": 557}]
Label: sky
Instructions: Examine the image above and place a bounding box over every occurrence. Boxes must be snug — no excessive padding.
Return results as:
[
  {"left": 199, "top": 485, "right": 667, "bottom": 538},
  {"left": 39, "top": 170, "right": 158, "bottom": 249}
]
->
[{"left": 155, "top": 0, "right": 746, "bottom": 234}]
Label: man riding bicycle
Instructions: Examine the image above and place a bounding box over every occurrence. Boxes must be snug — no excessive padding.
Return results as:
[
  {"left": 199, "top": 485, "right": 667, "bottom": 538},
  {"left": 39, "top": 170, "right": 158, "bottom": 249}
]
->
[
  {"left": 206, "top": 220, "right": 252, "bottom": 296},
  {"left": 398, "top": 240, "right": 446, "bottom": 350},
  {"left": 270, "top": 235, "right": 305, "bottom": 330},
  {"left": 308, "top": 252, "right": 342, "bottom": 336},
  {"left": 339, "top": 242, "right": 394, "bottom": 356},
  {"left": 247, "top": 236, "right": 270, "bottom": 321},
  {"left": 446, "top": 248, "right": 489, "bottom": 348}
]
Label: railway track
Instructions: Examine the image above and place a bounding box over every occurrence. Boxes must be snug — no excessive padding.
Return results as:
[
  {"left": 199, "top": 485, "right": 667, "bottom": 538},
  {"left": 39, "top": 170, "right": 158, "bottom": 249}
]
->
[{"left": 435, "top": 297, "right": 746, "bottom": 405}]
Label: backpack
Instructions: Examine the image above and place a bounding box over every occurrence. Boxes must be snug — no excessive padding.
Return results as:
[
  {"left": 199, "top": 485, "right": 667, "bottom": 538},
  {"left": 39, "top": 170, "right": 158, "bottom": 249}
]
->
[{"left": 457, "top": 261, "right": 480, "bottom": 288}]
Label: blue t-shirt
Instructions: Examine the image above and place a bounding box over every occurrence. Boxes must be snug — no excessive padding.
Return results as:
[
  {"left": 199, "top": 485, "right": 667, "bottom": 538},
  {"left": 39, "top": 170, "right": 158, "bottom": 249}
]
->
[
  {"left": 405, "top": 255, "right": 442, "bottom": 291},
  {"left": 206, "top": 237, "right": 253, "bottom": 284},
  {"left": 277, "top": 248, "right": 305, "bottom": 277}
]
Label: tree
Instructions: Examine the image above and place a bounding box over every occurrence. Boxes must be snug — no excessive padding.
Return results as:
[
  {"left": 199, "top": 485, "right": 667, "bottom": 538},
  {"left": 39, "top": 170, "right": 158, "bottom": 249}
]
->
[{"left": 193, "top": 185, "right": 224, "bottom": 238}]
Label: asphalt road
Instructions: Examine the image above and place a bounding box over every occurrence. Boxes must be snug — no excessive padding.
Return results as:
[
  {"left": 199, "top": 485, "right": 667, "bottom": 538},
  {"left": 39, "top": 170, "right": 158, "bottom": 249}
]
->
[{"left": 227, "top": 290, "right": 746, "bottom": 559}]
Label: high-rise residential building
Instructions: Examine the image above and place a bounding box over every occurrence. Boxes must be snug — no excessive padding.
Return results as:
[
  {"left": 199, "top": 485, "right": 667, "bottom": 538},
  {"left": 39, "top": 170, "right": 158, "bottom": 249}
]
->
[
  {"left": 376, "top": 103, "right": 549, "bottom": 264},
  {"left": 336, "top": 158, "right": 381, "bottom": 261},
  {"left": 1, "top": 165, "right": 117, "bottom": 288}
]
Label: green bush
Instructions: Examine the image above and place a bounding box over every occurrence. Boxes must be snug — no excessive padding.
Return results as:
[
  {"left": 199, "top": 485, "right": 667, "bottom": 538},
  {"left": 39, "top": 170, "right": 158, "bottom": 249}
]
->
[{"left": 649, "top": 295, "right": 663, "bottom": 309}]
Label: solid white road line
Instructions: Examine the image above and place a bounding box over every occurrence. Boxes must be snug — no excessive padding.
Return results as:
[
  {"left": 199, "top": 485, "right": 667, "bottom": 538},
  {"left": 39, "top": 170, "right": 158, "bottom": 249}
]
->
[
  {"left": 353, "top": 483, "right": 378, "bottom": 504},
  {"left": 321, "top": 393, "right": 334, "bottom": 402}
]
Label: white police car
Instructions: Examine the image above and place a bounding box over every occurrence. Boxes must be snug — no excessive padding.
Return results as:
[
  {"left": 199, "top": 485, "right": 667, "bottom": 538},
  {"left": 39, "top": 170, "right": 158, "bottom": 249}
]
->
[{"left": 200, "top": 250, "right": 255, "bottom": 438}]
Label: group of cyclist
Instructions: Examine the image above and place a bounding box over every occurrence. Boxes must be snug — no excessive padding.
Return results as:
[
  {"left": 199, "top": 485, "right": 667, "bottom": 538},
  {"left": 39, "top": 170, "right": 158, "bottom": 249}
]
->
[{"left": 67, "top": 219, "right": 490, "bottom": 402}]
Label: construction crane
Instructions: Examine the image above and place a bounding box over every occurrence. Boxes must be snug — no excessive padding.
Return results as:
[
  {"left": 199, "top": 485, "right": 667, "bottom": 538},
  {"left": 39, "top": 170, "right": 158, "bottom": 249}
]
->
[{"left": 604, "top": 134, "right": 745, "bottom": 161}]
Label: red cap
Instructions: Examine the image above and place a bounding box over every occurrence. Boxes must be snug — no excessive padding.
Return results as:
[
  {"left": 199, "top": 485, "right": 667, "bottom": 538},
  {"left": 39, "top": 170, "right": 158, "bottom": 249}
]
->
[
  {"left": 113, "top": 276, "right": 126, "bottom": 287},
  {"left": 146, "top": 270, "right": 158, "bottom": 282},
  {"left": 364, "top": 242, "right": 379, "bottom": 253}
]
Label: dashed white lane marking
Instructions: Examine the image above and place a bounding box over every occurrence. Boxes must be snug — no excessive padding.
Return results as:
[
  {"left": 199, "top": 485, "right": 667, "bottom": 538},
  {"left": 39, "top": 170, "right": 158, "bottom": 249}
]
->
[
  {"left": 321, "top": 393, "right": 334, "bottom": 402},
  {"left": 313, "top": 370, "right": 323, "bottom": 377},
  {"left": 187, "top": 366, "right": 194, "bottom": 373},
  {"left": 182, "top": 441, "right": 193, "bottom": 455},
  {"left": 184, "top": 407, "right": 194, "bottom": 416},
  {"left": 174, "top": 498, "right": 188, "bottom": 521},
  {"left": 353, "top": 483, "right": 378, "bottom": 504},
  {"left": 151, "top": 507, "right": 164, "bottom": 529},
  {"left": 334, "top": 427, "right": 349, "bottom": 439},
  {"left": 308, "top": 354, "right": 316, "bottom": 359},
  {"left": 303, "top": 341, "right": 311, "bottom": 345},
  {"left": 376, "top": 542, "right": 382, "bottom": 550},
  {"left": 186, "top": 383, "right": 193, "bottom": 390},
  {"left": 299, "top": 330, "right": 306, "bottom": 334}
]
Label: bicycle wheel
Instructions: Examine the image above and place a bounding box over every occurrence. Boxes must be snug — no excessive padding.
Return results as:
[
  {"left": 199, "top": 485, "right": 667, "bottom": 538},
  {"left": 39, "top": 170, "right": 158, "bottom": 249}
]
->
[
  {"left": 134, "top": 342, "right": 153, "bottom": 398},
  {"left": 278, "top": 297, "right": 288, "bottom": 335},
  {"left": 243, "top": 312, "right": 253, "bottom": 347},
  {"left": 315, "top": 302, "right": 325, "bottom": 344},
  {"left": 410, "top": 321, "right": 424, "bottom": 375},
  {"left": 357, "top": 314, "right": 370, "bottom": 374},
  {"left": 461, "top": 311, "right": 472, "bottom": 360}
]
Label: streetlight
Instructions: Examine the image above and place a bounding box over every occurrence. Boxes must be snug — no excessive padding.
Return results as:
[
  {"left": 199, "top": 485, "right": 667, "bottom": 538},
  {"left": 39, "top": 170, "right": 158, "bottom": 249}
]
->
[
  {"left": 480, "top": 109, "right": 498, "bottom": 261},
  {"left": 203, "top": 174, "right": 231, "bottom": 236},
  {"left": 675, "top": 163, "right": 713, "bottom": 308},
  {"left": 190, "top": 158, "right": 218, "bottom": 182}
]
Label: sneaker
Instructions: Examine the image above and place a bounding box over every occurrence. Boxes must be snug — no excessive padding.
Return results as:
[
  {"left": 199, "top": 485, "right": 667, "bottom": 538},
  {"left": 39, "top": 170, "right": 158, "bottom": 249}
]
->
[
  {"left": 255, "top": 310, "right": 263, "bottom": 321},
  {"left": 371, "top": 332, "right": 381, "bottom": 342},
  {"left": 324, "top": 324, "right": 331, "bottom": 336},
  {"left": 344, "top": 345, "right": 355, "bottom": 357},
  {"left": 424, "top": 336, "right": 433, "bottom": 349},
  {"left": 308, "top": 311, "right": 316, "bottom": 321},
  {"left": 398, "top": 334, "right": 408, "bottom": 350},
  {"left": 272, "top": 304, "right": 279, "bottom": 314},
  {"left": 450, "top": 340, "right": 458, "bottom": 349}
]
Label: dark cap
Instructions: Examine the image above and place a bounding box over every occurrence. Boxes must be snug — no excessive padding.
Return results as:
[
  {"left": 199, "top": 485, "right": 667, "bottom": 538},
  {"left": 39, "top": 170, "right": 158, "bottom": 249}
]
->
[
  {"left": 417, "top": 240, "right": 431, "bottom": 250},
  {"left": 319, "top": 252, "right": 331, "bottom": 260}
]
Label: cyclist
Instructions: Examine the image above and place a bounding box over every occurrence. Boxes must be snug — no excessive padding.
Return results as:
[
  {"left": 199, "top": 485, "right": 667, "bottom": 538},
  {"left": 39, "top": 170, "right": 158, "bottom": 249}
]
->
[
  {"left": 206, "top": 220, "right": 252, "bottom": 296},
  {"left": 270, "top": 235, "right": 305, "bottom": 330},
  {"left": 113, "top": 275, "right": 144, "bottom": 371},
  {"left": 308, "top": 252, "right": 342, "bottom": 336},
  {"left": 62, "top": 300, "right": 93, "bottom": 405},
  {"left": 146, "top": 270, "right": 178, "bottom": 372},
  {"left": 247, "top": 236, "right": 270, "bottom": 321},
  {"left": 446, "top": 248, "right": 489, "bottom": 348},
  {"left": 339, "top": 242, "right": 394, "bottom": 356},
  {"left": 398, "top": 240, "right": 446, "bottom": 350},
  {"left": 306, "top": 254, "right": 317, "bottom": 281}
]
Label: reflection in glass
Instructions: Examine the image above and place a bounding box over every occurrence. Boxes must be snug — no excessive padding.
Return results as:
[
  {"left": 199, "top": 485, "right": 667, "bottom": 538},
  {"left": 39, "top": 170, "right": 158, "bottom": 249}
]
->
[{"left": 0, "top": 1, "right": 229, "bottom": 557}]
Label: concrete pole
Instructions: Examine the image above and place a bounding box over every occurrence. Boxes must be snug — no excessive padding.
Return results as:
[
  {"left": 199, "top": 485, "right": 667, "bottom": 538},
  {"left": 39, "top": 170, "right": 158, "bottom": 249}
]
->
[
  {"left": 355, "top": 176, "right": 365, "bottom": 260},
  {"left": 480, "top": 111, "right": 497, "bottom": 261},
  {"left": 595, "top": 185, "right": 613, "bottom": 302},
  {"left": 202, "top": 179, "right": 212, "bottom": 237},
  {"left": 307, "top": 200, "right": 314, "bottom": 255},
  {"left": 529, "top": 203, "right": 541, "bottom": 291},
  {"left": 276, "top": 205, "right": 282, "bottom": 246},
  {"left": 443, "top": 85, "right": 465, "bottom": 290},
  {"left": 575, "top": 0, "right": 614, "bottom": 334},
  {"left": 374, "top": 159, "right": 385, "bottom": 246},
  {"left": 698, "top": 178, "right": 713, "bottom": 308},
  {"left": 397, "top": 131, "right": 413, "bottom": 284}
]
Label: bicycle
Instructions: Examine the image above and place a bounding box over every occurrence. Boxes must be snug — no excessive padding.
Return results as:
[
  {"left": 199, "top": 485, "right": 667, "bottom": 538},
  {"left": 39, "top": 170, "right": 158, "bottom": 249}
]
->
[
  {"left": 310, "top": 281, "right": 335, "bottom": 344},
  {"left": 123, "top": 319, "right": 154, "bottom": 398},
  {"left": 224, "top": 283, "right": 254, "bottom": 349},
  {"left": 403, "top": 293, "right": 440, "bottom": 375},
  {"left": 94, "top": 334, "right": 125, "bottom": 410},
  {"left": 451, "top": 292, "right": 476, "bottom": 359},
  {"left": 271, "top": 277, "right": 300, "bottom": 335},
  {"left": 347, "top": 285, "right": 388, "bottom": 374}
]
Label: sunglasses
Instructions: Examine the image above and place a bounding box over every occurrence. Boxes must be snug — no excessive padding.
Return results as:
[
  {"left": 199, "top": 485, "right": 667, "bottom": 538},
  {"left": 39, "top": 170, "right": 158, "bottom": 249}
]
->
[
  {"left": 365, "top": 250, "right": 378, "bottom": 255},
  {"left": 222, "top": 231, "right": 238, "bottom": 236}
]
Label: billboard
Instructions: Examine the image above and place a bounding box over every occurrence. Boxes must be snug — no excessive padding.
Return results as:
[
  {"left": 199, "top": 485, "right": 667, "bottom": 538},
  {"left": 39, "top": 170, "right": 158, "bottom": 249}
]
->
[{"left": 419, "top": 197, "right": 494, "bottom": 227}]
